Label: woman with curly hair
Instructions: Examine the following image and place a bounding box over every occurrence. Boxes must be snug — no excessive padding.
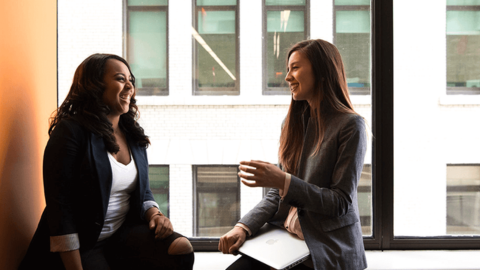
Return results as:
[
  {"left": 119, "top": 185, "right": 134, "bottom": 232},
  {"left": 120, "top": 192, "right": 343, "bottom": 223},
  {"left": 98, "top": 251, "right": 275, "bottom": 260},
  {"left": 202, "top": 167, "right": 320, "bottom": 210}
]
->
[{"left": 19, "top": 54, "right": 194, "bottom": 270}]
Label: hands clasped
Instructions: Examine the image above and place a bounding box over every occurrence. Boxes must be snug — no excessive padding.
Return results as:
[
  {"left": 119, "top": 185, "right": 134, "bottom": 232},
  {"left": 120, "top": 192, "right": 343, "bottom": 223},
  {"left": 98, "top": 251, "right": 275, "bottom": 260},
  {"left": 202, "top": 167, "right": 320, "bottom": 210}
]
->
[
  {"left": 149, "top": 213, "right": 174, "bottom": 240},
  {"left": 238, "top": 160, "right": 286, "bottom": 190}
]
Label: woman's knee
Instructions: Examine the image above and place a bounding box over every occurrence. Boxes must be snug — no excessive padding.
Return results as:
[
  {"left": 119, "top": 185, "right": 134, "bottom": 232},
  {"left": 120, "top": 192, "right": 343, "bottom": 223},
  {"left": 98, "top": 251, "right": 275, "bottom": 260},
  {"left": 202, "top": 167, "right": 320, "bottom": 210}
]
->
[{"left": 168, "top": 236, "right": 193, "bottom": 255}]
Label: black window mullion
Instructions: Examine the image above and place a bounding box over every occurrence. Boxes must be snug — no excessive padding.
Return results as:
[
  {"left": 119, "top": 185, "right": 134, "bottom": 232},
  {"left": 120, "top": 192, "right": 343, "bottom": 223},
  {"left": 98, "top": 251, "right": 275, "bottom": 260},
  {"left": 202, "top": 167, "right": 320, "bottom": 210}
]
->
[{"left": 368, "top": 0, "right": 393, "bottom": 250}]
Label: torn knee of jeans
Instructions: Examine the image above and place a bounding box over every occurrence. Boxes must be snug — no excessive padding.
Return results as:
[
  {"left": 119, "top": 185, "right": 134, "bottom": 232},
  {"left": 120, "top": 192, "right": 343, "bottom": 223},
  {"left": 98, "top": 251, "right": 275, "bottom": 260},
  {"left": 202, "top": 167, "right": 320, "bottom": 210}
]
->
[{"left": 168, "top": 237, "right": 193, "bottom": 255}]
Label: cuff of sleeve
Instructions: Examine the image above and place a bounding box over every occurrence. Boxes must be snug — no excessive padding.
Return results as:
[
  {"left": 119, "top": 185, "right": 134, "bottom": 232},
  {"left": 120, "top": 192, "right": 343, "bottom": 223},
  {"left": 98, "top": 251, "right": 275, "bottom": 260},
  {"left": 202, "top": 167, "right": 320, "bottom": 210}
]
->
[
  {"left": 279, "top": 173, "right": 291, "bottom": 200},
  {"left": 143, "top": 200, "right": 160, "bottom": 219},
  {"left": 50, "top": 233, "right": 80, "bottom": 252},
  {"left": 235, "top": 223, "right": 252, "bottom": 236}
]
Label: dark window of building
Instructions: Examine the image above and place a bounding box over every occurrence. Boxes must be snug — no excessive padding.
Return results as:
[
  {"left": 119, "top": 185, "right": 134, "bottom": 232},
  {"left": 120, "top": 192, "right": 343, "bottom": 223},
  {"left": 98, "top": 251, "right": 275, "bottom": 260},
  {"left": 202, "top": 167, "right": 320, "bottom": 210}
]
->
[
  {"left": 446, "top": 1, "right": 480, "bottom": 95},
  {"left": 263, "top": 0, "right": 309, "bottom": 95},
  {"left": 149, "top": 165, "right": 170, "bottom": 217},
  {"left": 193, "top": 0, "right": 239, "bottom": 95},
  {"left": 126, "top": 0, "right": 168, "bottom": 96},
  {"left": 193, "top": 165, "right": 240, "bottom": 237},
  {"left": 334, "top": 0, "right": 371, "bottom": 95}
]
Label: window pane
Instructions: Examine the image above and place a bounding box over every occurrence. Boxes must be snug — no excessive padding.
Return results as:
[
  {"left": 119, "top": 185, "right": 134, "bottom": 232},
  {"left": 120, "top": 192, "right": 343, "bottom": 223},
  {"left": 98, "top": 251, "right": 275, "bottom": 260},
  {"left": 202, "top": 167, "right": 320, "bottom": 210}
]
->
[
  {"left": 128, "top": 0, "right": 167, "bottom": 6},
  {"left": 265, "top": 0, "right": 306, "bottom": 6},
  {"left": 195, "top": 10, "right": 237, "bottom": 90},
  {"left": 149, "top": 166, "right": 169, "bottom": 217},
  {"left": 128, "top": 10, "right": 167, "bottom": 95},
  {"left": 266, "top": 10, "right": 304, "bottom": 90},
  {"left": 335, "top": 9, "right": 371, "bottom": 93},
  {"left": 447, "top": 165, "right": 480, "bottom": 235},
  {"left": 394, "top": 1, "right": 480, "bottom": 237},
  {"left": 195, "top": 166, "right": 240, "bottom": 237},
  {"left": 197, "top": 0, "right": 236, "bottom": 6},
  {"left": 446, "top": 10, "right": 480, "bottom": 89},
  {"left": 358, "top": 165, "right": 372, "bottom": 236}
]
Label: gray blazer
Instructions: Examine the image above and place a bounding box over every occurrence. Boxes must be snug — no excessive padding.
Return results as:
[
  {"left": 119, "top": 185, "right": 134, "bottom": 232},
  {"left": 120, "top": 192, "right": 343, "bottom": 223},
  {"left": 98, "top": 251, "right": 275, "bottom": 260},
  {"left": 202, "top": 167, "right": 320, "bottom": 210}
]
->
[{"left": 239, "top": 112, "right": 367, "bottom": 270}]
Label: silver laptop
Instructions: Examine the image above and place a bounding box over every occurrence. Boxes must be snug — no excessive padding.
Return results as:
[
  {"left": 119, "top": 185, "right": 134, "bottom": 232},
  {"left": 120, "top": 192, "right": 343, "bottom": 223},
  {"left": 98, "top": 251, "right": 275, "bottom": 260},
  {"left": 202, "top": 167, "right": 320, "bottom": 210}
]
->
[{"left": 238, "top": 223, "right": 310, "bottom": 270}]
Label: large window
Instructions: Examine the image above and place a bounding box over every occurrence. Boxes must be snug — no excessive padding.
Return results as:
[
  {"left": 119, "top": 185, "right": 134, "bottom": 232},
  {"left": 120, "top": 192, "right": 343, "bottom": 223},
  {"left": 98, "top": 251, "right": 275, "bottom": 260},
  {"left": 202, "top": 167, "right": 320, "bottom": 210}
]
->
[
  {"left": 126, "top": 0, "right": 168, "bottom": 96},
  {"left": 263, "top": 0, "right": 309, "bottom": 95},
  {"left": 446, "top": 1, "right": 480, "bottom": 94},
  {"left": 193, "top": 0, "right": 239, "bottom": 95},
  {"left": 149, "top": 165, "right": 170, "bottom": 217},
  {"left": 334, "top": 0, "right": 371, "bottom": 95},
  {"left": 193, "top": 166, "right": 240, "bottom": 237}
]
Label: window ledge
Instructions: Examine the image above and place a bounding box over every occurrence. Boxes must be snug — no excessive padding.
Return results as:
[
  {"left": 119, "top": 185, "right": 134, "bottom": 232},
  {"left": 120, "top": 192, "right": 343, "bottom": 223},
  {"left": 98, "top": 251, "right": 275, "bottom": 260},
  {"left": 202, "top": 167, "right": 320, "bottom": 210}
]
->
[
  {"left": 194, "top": 250, "right": 480, "bottom": 270},
  {"left": 439, "top": 95, "right": 480, "bottom": 105}
]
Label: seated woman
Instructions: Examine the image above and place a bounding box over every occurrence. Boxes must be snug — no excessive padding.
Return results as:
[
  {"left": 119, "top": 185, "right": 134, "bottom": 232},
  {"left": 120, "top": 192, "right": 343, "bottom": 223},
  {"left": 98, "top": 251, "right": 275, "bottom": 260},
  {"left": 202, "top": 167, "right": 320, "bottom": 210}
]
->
[
  {"left": 19, "top": 54, "right": 194, "bottom": 270},
  {"left": 219, "top": 39, "right": 368, "bottom": 270}
]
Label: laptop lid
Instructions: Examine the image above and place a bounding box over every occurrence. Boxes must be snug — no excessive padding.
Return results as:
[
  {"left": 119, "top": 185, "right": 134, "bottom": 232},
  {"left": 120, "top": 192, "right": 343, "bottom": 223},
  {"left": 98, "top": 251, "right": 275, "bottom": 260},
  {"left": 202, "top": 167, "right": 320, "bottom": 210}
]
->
[{"left": 238, "top": 223, "right": 310, "bottom": 270}]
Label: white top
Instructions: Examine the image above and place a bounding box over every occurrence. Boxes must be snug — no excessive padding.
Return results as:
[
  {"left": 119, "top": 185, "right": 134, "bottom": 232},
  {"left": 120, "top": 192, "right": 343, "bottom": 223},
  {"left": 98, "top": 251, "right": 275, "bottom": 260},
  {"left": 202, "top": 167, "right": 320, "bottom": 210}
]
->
[{"left": 98, "top": 151, "right": 138, "bottom": 241}]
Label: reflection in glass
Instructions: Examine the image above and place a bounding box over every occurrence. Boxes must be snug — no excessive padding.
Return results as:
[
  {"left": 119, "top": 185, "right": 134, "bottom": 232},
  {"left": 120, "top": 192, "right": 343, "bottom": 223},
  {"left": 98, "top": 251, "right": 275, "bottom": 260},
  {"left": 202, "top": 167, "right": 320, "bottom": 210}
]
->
[
  {"left": 196, "top": 10, "right": 236, "bottom": 88},
  {"left": 267, "top": 10, "right": 305, "bottom": 89},
  {"left": 446, "top": 10, "right": 480, "bottom": 91},
  {"left": 196, "top": 166, "right": 240, "bottom": 237},
  {"left": 335, "top": 2, "right": 371, "bottom": 94},
  {"left": 127, "top": 8, "right": 167, "bottom": 95},
  {"left": 447, "top": 165, "right": 480, "bottom": 235},
  {"left": 149, "top": 166, "right": 170, "bottom": 217}
]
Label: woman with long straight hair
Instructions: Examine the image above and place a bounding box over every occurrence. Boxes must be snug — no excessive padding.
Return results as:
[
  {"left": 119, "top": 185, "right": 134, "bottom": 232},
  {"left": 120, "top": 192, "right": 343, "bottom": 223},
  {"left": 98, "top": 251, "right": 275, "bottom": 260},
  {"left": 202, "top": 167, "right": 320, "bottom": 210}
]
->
[
  {"left": 20, "top": 54, "right": 194, "bottom": 270},
  {"left": 219, "top": 39, "right": 368, "bottom": 270}
]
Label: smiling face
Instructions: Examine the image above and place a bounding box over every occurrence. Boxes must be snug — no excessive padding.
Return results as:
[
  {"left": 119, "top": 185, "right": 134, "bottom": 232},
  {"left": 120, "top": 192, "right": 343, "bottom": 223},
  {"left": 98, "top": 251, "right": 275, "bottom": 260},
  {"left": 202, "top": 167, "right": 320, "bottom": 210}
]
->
[
  {"left": 102, "top": 59, "right": 134, "bottom": 117},
  {"left": 285, "top": 51, "right": 316, "bottom": 105}
]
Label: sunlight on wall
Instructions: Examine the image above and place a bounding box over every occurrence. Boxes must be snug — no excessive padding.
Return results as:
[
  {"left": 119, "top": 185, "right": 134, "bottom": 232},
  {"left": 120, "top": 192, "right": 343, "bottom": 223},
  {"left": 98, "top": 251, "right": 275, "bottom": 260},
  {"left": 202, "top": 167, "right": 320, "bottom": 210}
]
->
[{"left": 0, "top": 1, "right": 57, "bottom": 269}]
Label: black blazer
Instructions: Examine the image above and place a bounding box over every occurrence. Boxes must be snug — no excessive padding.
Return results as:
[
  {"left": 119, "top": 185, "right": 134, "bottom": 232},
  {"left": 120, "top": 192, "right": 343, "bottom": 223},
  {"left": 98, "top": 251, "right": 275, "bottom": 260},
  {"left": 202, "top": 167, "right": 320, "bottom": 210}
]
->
[{"left": 20, "top": 118, "right": 155, "bottom": 269}]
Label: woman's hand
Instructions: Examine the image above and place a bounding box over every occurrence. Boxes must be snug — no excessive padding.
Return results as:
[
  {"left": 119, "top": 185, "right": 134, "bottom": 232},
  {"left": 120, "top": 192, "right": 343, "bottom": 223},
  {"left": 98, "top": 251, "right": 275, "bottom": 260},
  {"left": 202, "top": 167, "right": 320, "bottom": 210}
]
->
[
  {"left": 238, "top": 160, "right": 286, "bottom": 190},
  {"left": 146, "top": 208, "right": 173, "bottom": 239},
  {"left": 218, "top": 226, "right": 247, "bottom": 255}
]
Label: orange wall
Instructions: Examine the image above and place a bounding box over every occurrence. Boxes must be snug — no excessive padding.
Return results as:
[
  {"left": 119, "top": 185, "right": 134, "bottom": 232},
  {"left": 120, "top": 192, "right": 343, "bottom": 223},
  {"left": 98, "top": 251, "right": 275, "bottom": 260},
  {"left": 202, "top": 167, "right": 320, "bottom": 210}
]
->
[{"left": 0, "top": 1, "right": 57, "bottom": 269}]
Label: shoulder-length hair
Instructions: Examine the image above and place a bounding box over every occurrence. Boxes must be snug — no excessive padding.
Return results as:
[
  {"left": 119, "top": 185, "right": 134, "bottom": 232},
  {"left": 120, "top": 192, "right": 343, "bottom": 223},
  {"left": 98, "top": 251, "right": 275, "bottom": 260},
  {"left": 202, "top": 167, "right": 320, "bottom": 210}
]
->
[
  {"left": 49, "top": 53, "right": 150, "bottom": 152},
  {"left": 279, "top": 39, "right": 356, "bottom": 174}
]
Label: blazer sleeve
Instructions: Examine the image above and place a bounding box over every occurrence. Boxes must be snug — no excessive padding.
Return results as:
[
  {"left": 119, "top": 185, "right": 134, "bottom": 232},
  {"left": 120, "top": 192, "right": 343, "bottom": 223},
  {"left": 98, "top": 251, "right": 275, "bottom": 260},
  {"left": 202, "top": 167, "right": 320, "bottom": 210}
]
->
[
  {"left": 43, "top": 120, "right": 86, "bottom": 250},
  {"left": 140, "top": 147, "right": 159, "bottom": 220},
  {"left": 282, "top": 115, "right": 367, "bottom": 217},
  {"left": 238, "top": 187, "right": 283, "bottom": 235}
]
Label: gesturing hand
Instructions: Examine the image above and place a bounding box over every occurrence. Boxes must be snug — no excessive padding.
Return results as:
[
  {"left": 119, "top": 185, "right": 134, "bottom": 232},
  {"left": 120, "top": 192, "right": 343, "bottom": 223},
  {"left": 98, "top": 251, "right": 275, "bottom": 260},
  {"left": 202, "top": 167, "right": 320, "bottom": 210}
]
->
[
  {"left": 238, "top": 160, "right": 286, "bottom": 190},
  {"left": 149, "top": 213, "right": 174, "bottom": 240},
  {"left": 218, "top": 226, "right": 247, "bottom": 255}
]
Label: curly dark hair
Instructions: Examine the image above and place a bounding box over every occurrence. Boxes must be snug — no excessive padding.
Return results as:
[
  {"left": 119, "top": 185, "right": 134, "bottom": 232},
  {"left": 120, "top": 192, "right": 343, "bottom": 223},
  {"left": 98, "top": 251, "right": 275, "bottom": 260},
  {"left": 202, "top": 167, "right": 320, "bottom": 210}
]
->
[{"left": 49, "top": 53, "right": 150, "bottom": 153}]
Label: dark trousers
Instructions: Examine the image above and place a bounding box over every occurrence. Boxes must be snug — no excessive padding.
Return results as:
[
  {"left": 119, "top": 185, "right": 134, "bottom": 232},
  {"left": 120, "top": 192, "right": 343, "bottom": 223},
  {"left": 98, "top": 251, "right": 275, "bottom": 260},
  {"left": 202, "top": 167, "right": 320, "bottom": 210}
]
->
[
  {"left": 226, "top": 255, "right": 312, "bottom": 270},
  {"left": 80, "top": 223, "right": 194, "bottom": 270}
]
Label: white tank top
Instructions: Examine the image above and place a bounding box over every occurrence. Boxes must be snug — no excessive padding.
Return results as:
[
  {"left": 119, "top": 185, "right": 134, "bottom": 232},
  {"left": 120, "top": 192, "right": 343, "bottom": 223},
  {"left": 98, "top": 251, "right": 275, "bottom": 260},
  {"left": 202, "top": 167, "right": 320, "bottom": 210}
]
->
[{"left": 98, "top": 151, "right": 138, "bottom": 241}]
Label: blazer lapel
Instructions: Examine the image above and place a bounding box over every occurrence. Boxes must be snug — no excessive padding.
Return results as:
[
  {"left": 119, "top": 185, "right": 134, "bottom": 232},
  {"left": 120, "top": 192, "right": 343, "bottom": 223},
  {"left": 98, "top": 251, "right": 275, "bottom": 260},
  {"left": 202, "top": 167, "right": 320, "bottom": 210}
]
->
[
  {"left": 90, "top": 133, "right": 112, "bottom": 218},
  {"left": 127, "top": 136, "right": 148, "bottom": 203}
]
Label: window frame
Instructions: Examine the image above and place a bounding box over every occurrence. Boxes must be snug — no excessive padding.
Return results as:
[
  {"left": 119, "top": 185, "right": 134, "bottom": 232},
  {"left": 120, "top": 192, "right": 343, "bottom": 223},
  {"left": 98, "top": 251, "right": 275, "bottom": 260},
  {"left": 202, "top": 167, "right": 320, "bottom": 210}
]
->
[
  {"left": 262, "top": 0, "right": 310, "bottom": 95},
  {"left": 192, "top": 165, "right": 241, "bottom": 238},
  {"left": 124, "top": 1, "right": 169, "bottom": 96},
  {"left": 446, "top": 4, "right": 480, "bottom": 95},
  {"left": 333, "top": 2, "right": 371, "bottom": 95},
  {"left": 192, "top": 1, "right": 240, "bottom": 96}
]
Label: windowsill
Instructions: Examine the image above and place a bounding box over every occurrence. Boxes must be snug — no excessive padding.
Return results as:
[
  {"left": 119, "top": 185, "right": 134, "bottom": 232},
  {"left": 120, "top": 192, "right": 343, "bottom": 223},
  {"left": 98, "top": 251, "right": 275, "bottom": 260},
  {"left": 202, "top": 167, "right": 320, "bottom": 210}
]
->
[
  {"left": 135, "top": 94, "right": 371, "bottom": 106},
  {"left": 439, "top": 95, "right": 480, "bottom": 105},
  {"left": 193, "top": 250, "right": 480, "bottom": 270}
]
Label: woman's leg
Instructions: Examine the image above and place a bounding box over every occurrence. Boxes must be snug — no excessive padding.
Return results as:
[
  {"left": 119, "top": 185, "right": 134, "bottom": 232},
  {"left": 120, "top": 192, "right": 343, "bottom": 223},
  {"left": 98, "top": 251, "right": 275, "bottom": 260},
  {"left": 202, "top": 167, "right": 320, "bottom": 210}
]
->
[
  {"left": 226, "top": 255, "right": 270, "bottom": 270},
  {"left": 105, "top": 223, "right": 194, "bottom": 270}
]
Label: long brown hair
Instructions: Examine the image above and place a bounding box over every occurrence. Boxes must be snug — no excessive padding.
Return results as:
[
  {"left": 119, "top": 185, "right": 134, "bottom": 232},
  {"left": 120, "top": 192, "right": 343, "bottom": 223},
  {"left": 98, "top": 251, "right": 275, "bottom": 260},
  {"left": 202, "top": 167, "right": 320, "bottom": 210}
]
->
[
  {"left": 49, "top": 53, "right": 150, "bottom": 153},
  {"left": 279, "top": 39, "right": 356, "bottom": 174}
]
